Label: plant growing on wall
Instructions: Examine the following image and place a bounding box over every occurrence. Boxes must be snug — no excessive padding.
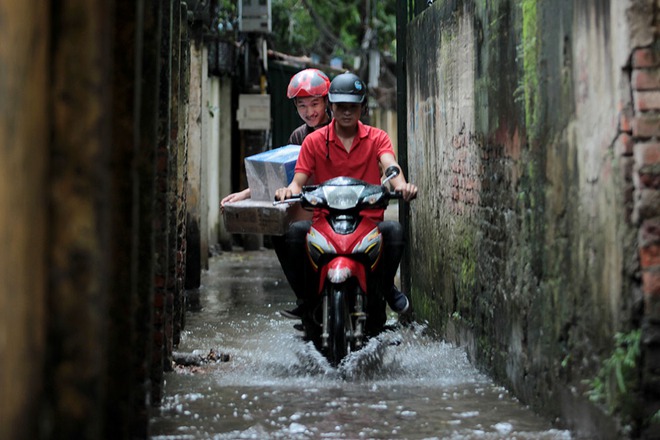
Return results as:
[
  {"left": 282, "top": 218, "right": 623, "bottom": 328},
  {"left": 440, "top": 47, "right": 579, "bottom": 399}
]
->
[{"left": 585, "top": 330, "right": 641, "bottom": 426}]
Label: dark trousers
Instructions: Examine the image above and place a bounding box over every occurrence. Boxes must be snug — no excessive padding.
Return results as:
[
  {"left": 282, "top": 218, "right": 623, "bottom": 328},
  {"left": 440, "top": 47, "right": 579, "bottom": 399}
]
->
[
  {"left": 273, "top": 219, "right": 404, "bottom": 303},
  {"left": 272, "top": 220, "right": 315, "bottom": 303}
]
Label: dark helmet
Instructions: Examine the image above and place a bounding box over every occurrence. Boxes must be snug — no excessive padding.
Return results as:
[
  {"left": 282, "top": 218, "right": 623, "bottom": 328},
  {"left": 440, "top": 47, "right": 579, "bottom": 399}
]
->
[
  {"left": 286, "top": 68, "right": 331, "bottom": 99},
  {"left": 328, "top": 72, "right": 366, "bottom": 104}
]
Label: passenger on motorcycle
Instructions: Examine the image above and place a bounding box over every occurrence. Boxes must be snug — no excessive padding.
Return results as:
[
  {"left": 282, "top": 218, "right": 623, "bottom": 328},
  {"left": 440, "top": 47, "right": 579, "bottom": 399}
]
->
[
  {"left": 220, "top": 68, "right": 333, "bottom": 317},
  {"left": 275, "top": 72, "right": 417, "bottom": 320},
  {"left": 220, "top": 68, "right": 332, "bottom": 205}
]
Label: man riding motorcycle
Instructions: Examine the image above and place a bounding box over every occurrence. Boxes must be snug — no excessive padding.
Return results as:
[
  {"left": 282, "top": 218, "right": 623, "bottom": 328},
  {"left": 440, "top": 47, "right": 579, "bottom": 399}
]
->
[{"left": 275, "top": 72, "right": 417, "bottom": 321}]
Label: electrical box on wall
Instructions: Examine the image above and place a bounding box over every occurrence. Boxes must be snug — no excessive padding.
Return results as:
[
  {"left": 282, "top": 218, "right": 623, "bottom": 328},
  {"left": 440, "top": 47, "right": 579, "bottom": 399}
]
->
[
  {"left": 238, "top": 0, "right": 272, "bottom": 33},
  {"left": 237, "top": 94, "right": 271, "bottom": 130}
]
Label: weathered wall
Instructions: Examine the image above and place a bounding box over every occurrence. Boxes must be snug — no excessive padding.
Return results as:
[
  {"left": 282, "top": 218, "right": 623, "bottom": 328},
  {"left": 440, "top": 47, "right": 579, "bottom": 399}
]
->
[
  {"left": 199, "top": 44, "right": 211, "bottom": 269},
  {"left": 218, "top": 77, "right": 234, "bottom": 249},
  {"left": 405, "top": 0, "right": 658, "bottom": 436},
  {"left": 185, "top": 38, "right": 225, "bottom": 285},
  {"left": 208, "top": 78, "right": 222, "bottom": 247},
  {"left": 0, "top": 1, "right": 195, "bottom": 438},
  {"left": 49, "top": 0, "right": 116, "bottom": 437},
  {"left": 0, "top": 2, "right": 49, "bottom": 439}
]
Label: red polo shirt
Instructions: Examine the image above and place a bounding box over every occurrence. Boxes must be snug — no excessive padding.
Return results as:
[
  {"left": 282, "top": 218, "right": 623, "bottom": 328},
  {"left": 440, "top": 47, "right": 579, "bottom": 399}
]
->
[{"left": 296, "top": 120, "right": 395, "bottom": 221}]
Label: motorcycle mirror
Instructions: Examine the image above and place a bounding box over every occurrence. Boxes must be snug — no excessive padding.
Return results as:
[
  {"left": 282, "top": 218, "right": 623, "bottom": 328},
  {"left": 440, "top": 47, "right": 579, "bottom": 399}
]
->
[
  {"left": 382, "top": 165, "right": 400, "bottom": 186},
  {"left": 385, "top": 166, "right": 400, "bottom": 178}
]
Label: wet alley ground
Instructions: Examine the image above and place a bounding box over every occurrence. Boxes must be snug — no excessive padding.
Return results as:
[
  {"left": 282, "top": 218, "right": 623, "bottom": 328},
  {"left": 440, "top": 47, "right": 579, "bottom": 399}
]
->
[{"left": 149, "top": 247, "right": 573, "bottom": 440}]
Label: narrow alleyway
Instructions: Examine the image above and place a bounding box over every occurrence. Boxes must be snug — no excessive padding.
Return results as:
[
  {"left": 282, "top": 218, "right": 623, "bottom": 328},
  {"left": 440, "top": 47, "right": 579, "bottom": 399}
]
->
[{"left": 149, "top": 247, "right": 573, "bottom": 439}]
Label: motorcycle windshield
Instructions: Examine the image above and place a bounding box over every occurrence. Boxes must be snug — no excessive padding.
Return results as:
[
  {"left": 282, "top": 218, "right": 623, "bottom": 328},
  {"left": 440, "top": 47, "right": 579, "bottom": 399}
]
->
[{"left": 322, "top": 185, "right": 364, "bottom": 210}]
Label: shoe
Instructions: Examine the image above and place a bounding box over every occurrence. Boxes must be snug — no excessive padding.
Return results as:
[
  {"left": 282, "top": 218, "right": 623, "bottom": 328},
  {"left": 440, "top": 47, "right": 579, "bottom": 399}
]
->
[
  {"left": 293, "top": 323, "right": 304, "bottom": 332},
  {"left": 280, "top": 305, "right": 304, "bottom": 319},
  {"left": 387, "top": 286, "right": 409, "bottom": 314}
]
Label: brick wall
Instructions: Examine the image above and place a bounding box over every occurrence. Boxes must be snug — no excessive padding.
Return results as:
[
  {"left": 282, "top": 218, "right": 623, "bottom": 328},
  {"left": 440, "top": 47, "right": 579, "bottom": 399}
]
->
[{"left": 630, "top": 44, "right": 660, "bottom": 429}]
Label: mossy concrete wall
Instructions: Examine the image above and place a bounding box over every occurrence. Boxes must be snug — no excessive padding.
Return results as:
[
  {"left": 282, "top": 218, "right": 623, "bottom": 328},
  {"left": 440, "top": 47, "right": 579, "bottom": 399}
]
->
[{"left": 405, "top": 0, "right": 657, "bottom": 436}]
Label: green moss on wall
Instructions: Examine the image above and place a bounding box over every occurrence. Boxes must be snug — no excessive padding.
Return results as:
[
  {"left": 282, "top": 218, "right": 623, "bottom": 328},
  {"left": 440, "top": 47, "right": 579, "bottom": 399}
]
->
[
  {"left": 521, "top": 0, "right": 540, "bottom": 143},
  {"left": 411, "top": 288, "right": 447, "bottom": 333},
  {"left": 454, "top": 231, "right": 477, "bottom": 314}
]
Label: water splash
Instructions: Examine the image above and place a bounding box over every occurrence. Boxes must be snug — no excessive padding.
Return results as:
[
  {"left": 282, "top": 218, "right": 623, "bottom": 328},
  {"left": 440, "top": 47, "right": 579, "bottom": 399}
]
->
[{"left": 339, "top": 330, "right": 401, "bottom": 381}]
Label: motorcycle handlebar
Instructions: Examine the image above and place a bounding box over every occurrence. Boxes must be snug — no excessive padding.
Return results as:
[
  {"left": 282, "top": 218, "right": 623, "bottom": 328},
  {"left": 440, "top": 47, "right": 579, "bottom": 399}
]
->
[
  {"left": 273, "top": 191, "right": 406, "bottom": 206},
  {"left": 273, "top": 194, "right": 302, "bottom": 205}
]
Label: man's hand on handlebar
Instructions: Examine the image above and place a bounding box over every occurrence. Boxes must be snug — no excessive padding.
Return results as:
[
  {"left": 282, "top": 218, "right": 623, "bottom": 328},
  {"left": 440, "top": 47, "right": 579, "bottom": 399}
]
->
[
  {"left": 393, "top": 182, "right": 418, "bottom": 202},
  {"left": 275, "top": 187, "right": 294, "bottom": 202},
  {"left": 275, "top": 179, "right": 304, "bottom": 202}
]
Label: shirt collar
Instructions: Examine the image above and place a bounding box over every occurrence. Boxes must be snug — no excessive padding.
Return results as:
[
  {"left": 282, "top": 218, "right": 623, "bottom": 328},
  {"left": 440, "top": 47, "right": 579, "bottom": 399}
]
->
[{"left": 329, "top": 119, "right": 368, "bottom": 142}]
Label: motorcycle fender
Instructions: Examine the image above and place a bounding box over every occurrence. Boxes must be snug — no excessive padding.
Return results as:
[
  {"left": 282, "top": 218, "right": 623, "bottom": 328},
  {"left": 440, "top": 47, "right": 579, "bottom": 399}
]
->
[{"left": 319, "top": 257, "right": 367, "bottom": 294}]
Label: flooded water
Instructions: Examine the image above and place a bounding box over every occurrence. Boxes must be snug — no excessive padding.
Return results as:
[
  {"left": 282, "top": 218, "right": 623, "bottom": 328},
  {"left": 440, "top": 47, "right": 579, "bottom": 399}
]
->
[{"left": 150, "top": 249, "right": 572, "bottom": 440}]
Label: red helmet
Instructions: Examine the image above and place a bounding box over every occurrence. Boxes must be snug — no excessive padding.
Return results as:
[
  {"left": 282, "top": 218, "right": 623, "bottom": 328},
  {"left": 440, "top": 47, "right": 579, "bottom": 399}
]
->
[{"left": 286, "top": 68, "right": 331, "bottom": 99}]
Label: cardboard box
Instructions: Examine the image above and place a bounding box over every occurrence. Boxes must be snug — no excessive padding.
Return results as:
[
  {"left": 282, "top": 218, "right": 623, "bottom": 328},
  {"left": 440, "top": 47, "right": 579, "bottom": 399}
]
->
[
  {"left": 223, "top": 200, "right": 295, "bottom": 236},
  {"left": 245, "top": 144, "right": 300, "bottom": 201}
]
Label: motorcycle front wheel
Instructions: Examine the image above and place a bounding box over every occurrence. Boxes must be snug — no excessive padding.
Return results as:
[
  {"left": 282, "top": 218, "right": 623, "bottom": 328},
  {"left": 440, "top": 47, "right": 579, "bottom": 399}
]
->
[{"left": 327, "top": 287, "right": 351, "bottom": 367}]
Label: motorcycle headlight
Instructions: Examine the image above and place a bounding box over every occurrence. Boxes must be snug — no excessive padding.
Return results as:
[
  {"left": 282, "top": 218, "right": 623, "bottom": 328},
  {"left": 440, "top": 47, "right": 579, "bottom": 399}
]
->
[{"left": 323, "top": 185, "right": 364, "bottom": 210}]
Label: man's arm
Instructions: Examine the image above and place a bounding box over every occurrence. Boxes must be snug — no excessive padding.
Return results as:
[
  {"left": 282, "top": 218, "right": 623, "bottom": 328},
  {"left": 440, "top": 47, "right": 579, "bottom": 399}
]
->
[
  {"left": 220, "top": 188, "right": 251, "bottom": 212},
  {"left": 379, "top": 153, "right": 418, "bottom": 201}
]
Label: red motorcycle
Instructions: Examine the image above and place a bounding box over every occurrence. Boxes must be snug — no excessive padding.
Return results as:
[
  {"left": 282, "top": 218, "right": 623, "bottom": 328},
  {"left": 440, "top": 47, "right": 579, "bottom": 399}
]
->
[{"left": 276, "top": 166, "right": 405, "bottom": 366}]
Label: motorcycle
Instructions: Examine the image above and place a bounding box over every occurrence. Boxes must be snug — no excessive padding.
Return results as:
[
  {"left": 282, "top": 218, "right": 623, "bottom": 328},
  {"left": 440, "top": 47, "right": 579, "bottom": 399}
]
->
[{"left": 275, "top": 166, "right": 406, "bottom": 367}]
